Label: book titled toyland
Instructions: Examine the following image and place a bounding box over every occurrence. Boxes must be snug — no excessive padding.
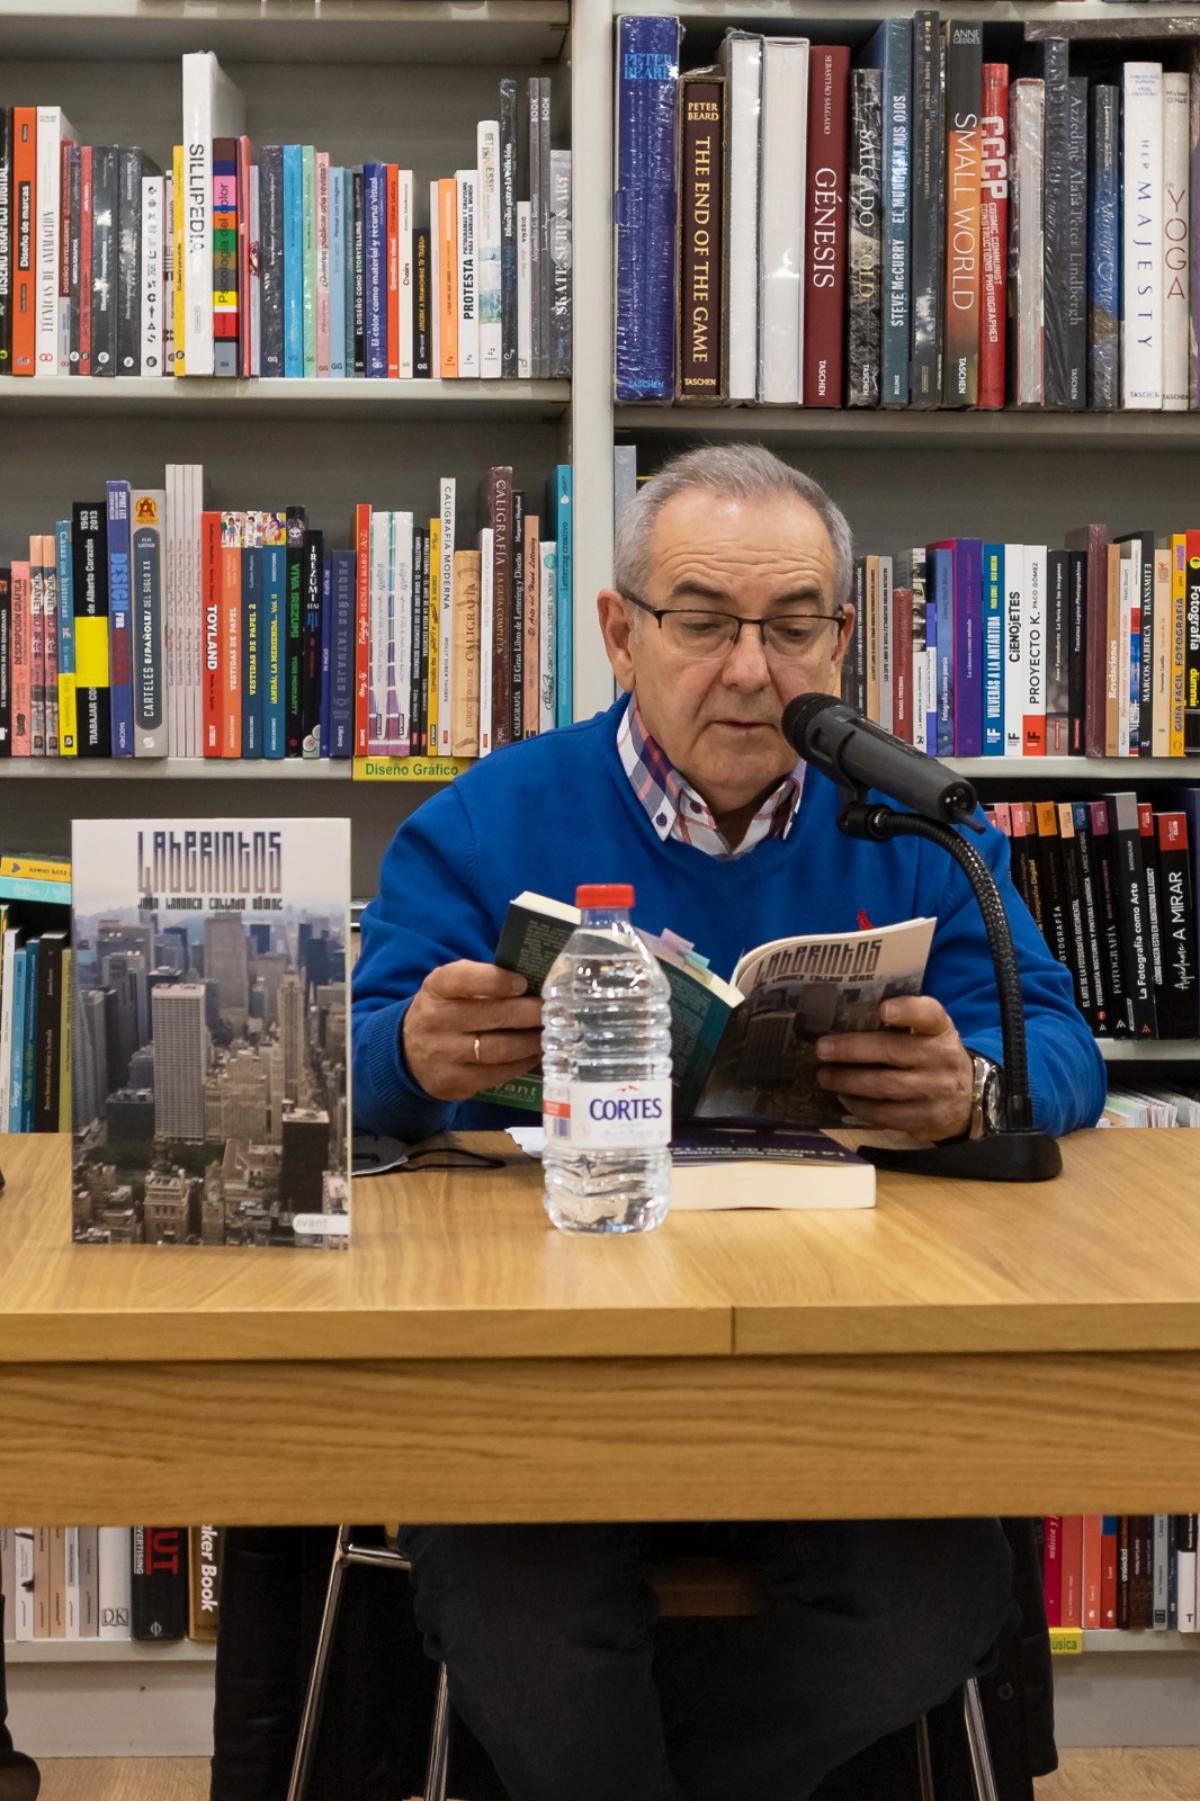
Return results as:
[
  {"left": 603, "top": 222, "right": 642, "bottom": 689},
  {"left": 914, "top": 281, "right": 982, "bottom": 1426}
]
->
[{"left": 70, "top": 818, "right": 350, "bottom": 1248}]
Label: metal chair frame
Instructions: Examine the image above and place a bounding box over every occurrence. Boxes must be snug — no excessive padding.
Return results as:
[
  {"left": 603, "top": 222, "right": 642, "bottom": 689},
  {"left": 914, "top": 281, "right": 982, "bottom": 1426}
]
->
[{"left": 288, "top": 1527, "right": 1002, "bottom": 1801}]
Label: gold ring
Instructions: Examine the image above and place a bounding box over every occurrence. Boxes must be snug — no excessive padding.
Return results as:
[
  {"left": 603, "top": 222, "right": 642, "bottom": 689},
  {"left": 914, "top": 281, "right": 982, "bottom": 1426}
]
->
[{"left": 473, "top": 1036, "right": 481, "bottom": 1064}]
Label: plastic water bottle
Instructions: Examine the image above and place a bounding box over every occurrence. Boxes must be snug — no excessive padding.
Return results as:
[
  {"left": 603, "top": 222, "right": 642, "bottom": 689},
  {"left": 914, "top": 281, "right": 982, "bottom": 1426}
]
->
[{"left": 542, "top": 883, "right": 673, "bottom": 1234}]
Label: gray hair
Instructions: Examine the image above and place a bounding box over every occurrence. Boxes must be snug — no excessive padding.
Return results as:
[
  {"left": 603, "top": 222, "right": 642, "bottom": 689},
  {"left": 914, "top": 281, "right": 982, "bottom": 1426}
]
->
[{"left": 613, "top": 443, "right": 855, "bottom": 612}]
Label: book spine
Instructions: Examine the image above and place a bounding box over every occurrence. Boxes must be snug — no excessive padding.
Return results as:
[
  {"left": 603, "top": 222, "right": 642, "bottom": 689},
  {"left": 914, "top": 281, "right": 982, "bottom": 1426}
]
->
[
  {"left": 11, "top": 562, "right": 31, "bottom": 756},
  {"left": 386, "top": 164, "right": 400, "bottom": 379},
  {"left": 871, "top": 22, "right": 911, "bottom": 406},
  {"left": 140, "top": 173, "right": 164, "bottom": 374},
  {"left": 263, "top": 530, "right": 286, "bottom": 758},
  {"left": 892, "top": 581, "right": 912, "bottom": 744},
  {"left": 352, "top": 503, "right": 371, "bottom": 755},
  {"left": 319, "top": 557, "right": 331, "bottom": 757},
  {"left": 538, "top": 78, "right": 553, "bottom": 380},
  {"left": 943, "top": 24, "right": 981, "bottom": 407},
  {"left": 298, "top": 144, "right": 315, "bottom": 377},
  {"left": 1163, "top": 73, "right": 1190, "bottom": 412},
  {"left": 500, "top": 80, "right": 517, "bottom": 378},
  {"left": 1139, "top": 804, "right": 1166, "bottom": 1007},
  {"left": 72, "top": 502, "right": 109, "bottom": 755},
  {"left": 219, "top": 511, "right": 243, "bottom": 756},
  {"left": 438, "top": 480, "right": 455, "bottom": 754},
  {"left": 478, "top": 122, "right": 502, "bottom": 378},
  {"left": 1046, "top": 549, "right": 1070, "bottom": 756},
  {"left": 1008, "top": 80, "right": 1044, "bottom": 407},
  {"left": 437, "top": 177, "right": 458, "bottom": 378},
  {"left": 41, "top": 533, "right": 59, "bottom": 754},
  {"left": 0, "top": 109, "right": 11, "bottom": 373},
  {"left": 201, "top": 509, "right": 222, "bottom": 756},
  {"left": 510, "top": 489, "right": 525, "bottom": 742},
  {"left": 105, "top": 482, "right": 133, "bottom": 755},
  {"left": 34, "top": 108, "right": 66, "bottom": 375},
  {"left": 301, "top": 529, "right": 323, "bottom": 757},
  {"left": 1072, "top": 801, "right": 1109, "bottom": 1033},
  {"left": 426, "top": 512, "right": 440, "bottom": 753},
  {"left": 363, "top": 163, "right": 386, "bottom": 378},
  {"left": 548, "top": 149, "right": 571, "bottom": 380},
  {"left": 450, "top": 548, "right": 481, "bottom": 756},
  {"left": 367, "top": 509, "right": 390, "bottom": 755},
  {"left": 132, "top": 1528, "right": 187, "bottom": 1642},
  {"left": 1123, "top": 64, "right": 1164, "bottom": 410},
  {"left": 1089, "top": 88, "right": 1120, "bottom": 411},
  {"left": 490, "top": 467, "right": 513, "bottom": 748},
  {"left": 413, "top": 224, "right": 430, "bottom": 377},
  {"left": 982, "top": 544, "right": 1004, "bottom": 755},
  {"left": 212, "top": 138, "right": 238, "bottom": 376},
  {"left": 678, "top": 74, "right": 727, "bottom": 403},
  {"left": 131, "top": 490, "right": 166, "bottom": 756},
  {"left": 846, "top": 68, "right": 882, "bottom": 408},
  {"left": 614, "top": 15, "right": 681, "bottom": 400},
  {"left": 188, "top": 1528, "right": 221, "bottom": 1644},
  {"left": 116, "top": 147, "right": 143, "bottom": 375},
  {"left": 90, "top": 145, "right": 117, "bottom": 375},
  {"left": 1022, "top": 545, "right": 1046, "bottom": 756},
  {"left": 328, "top": 165, "right": 345, "bottom": 379},
  {"left": 909, "top": 14, "right": 943, "bottom": 409},
  {"left": 67, "top": 144, "right": 82, "bottom": 373},
  {"left": 516, "top": 201, "right": 532, "bottom": 377},
  {"left": 456, "top": 168, "right": 478, "bottom": 377},
  {"left": 803, "top": 50, "right": 848, "bottom": 409},
  {"left": 1186, "top": 534, "right": 1200, "bottom": 754},
  {"left": 241, "top": 527, "right": 263, "bottom": 759},
  {"left": 1156, "top": 814, "right": 1199, "bottom": 1037},
  {"left": 11, "top": 110, "right": 36, "bottom": 374},
  {"left": 522, "top": 512, "right": 540, "bottom": 739},
  {"left": 33, "top": 932, "right": 64, "bottom": 1131},
  {"left": 97, "top": 1528, "right": 131, "bottom": 1641},
  {"left": 1056, "top": 805, "right": 1094, "bottom": 1025},
  {"left": 954, "top": 539, "right": 982, "bottom": 757},
  {"left": 555, "top": 464, "right": 572, "bottom": 727},
  {"left": 538, "top": 539, "right": 556, "bottom": 737},
  {"left": 721, "top": 35, "right": 760, "bottom": 403},
  {"left": 1040, "top": 40, "right": 1070, "bottom": 409},
  {"left": 1004, "top": 543, "right": 1025, "bottom": 757},
  {"left": 1105, "top": 790, "right": 1159, "bottom": 1038},
  {"left": 170, "top": 145, "right": 184, "bottom": 373},
  {"left": 0, "top": 570, "right": 10, "bottom": 754},
  {"left": 1064, "top": 77, "right": 1088, "bottom": 409},
  {"left": 259, "top": 146, "right": 283, "bottom": 377},
  {"left": 1137, "top": 532, "right": 1154, "bottom": 758},
  {"left": 58, "top": 135, "right": 72, "bottom": 375},
  {"left": 316, "top": 150, "right": 331, "bottom": 378},
  {"left": 283, "top": 145, "right": 303, "bottom": 376},
  {"left": 978, "top": 65, "right": 1008, "bottom": 410}
]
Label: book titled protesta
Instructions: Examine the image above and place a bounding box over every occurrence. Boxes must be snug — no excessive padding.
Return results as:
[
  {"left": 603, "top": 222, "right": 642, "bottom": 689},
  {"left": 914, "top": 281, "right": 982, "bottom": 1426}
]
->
[{"left": 70, "top": 816, "right": 350, "bottom": 1248}]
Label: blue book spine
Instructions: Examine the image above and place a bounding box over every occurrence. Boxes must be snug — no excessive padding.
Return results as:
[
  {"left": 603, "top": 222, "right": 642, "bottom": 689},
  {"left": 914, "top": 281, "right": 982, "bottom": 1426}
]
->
[
  {"left": 363, "top": 162, "right": 387, "bottom": 378},
  {"left": 554, "top": 464, "right": 573, "bottom": 727},
  {"left": 264, "top": 544, "right": 286, "bottom": 757},
  {"left": 8, "top": 947, "right": 27, "bottom": 1133},
  {"left": 613, "top": 15, "right": 680, "bottom": 400},
  {"left": 982, "top": 544, "right": 1005, "bottom": 756},
  {"left": 105, "top": 480, "right": 134, "bottom": 756},
  {"left": 283, "top": 146, "right": 304, "bottom": 377},
  {"left": 329, "top": 168, "right": 347, "bottom": 379},
  {"left": 1129, "top": 589, "right": 1142, "bottom": 756},
  {"left": 242, "top": 545, "right": 263, "bottom": 759},
  {"left": 56, "top": 518, "right": 75, "bottom": 753},
  {"left": 863, "top": 21, "right": 912, "bottom": 406},
  {"left": 320, "top": 559, "right": 332, "bottom": 759},
  {"left": 923, "top": 596, "right": 937, "bottom": 753},
  {"left": 928, "top": 546, "right": 953, "bottom": 756},
  {"left": 1088, "top": 87, "right": 1119, "bottom": 410},
  {"left": 21, "top": 940, "right": 38, "bottom": 1134},
  {"left": 330, "top": 549, "right": 355, "bottom": 758},
  {"left": 953, "top": 538, "right": 983, "bottom": 758}
]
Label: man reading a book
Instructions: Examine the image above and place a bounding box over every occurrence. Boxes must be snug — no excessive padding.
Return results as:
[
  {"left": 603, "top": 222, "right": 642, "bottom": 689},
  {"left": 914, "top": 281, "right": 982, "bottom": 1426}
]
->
[{"left": 353, "top": 443, "right": 1105, "bottom": 1801}]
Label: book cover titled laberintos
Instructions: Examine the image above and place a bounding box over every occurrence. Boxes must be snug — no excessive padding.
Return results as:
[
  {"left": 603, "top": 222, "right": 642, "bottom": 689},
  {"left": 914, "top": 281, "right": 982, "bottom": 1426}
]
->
[{"left": 71, "top": 817, "right": 350, "bottom": 1249}]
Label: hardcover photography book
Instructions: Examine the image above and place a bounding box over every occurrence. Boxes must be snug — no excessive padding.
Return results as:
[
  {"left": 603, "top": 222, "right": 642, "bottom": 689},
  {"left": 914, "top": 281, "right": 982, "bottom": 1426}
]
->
[
  {"left": 481, "top": 891, "right": 935, "bottom": 1126},
  {"left": 70, "top": 817, "right": 350, "bottom": 1248}
]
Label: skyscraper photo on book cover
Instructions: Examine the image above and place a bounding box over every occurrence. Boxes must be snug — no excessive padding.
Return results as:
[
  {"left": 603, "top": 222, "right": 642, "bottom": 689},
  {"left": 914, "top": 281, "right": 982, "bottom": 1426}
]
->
[{"left": 71, "top": 817, "right": 350, "bottom": 1248}]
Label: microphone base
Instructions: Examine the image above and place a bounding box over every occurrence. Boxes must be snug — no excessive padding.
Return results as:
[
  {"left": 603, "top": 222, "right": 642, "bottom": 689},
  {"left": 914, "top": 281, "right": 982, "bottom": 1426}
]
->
[{"left": 858, "top": 1130, "right": 1062, "bottom": 1184}]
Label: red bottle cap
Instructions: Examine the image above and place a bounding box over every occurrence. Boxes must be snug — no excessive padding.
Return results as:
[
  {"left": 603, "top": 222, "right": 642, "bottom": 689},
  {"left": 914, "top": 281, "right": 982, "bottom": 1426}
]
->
[{"left": 576, "top": 884, "right": 635, "bottom": 909}]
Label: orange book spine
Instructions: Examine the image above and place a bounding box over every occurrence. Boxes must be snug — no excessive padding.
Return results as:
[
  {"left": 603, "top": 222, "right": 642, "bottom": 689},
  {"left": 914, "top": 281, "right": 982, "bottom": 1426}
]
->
[
  {"left": 11, "top": 109, "right": 38, "bottom": 375},
  {"left": 522, "top": 513, "right": 540, "bottom": 738},
  {"left": 386, "top": 164, "right": 400, "bottom": 379},
  {"left": 1060, "top": 1514, "right": 1083, "bottom": 1628},
  {"left": 1082, "top": 1514, "right": 1103, "bottom": 1629},
  {"left": 220, "top": 513, "right": 243, "bottom": 758},
  {"left": 438, "top": 177, "right": 458, "bottom": 377},
  {"left": 353, "top": 502, "right": 372, "bottom": 755},
  {"left": 201, "top": 512, "right": 224, "bottom": 756}
]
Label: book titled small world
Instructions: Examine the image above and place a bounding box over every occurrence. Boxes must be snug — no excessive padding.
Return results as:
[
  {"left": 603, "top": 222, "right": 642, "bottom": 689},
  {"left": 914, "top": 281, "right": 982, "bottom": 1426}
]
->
[{"left": 71, "top": 818, "right": 351, "bottom": 1249}]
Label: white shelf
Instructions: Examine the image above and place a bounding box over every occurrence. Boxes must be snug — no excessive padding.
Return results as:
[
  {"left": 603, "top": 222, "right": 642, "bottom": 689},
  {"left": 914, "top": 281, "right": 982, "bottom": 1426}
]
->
[
  {"left": 4, "top": 1638, "right": 214, "bottom": 1664},
  {"left": 619, "top": 0, "right": 1200, "bottom": 25},
  {"left": 0, "top": 759, "right": 351, "bottom": 779},
  {"left": 0, "top": 377, "right": 570, "bottom": 423},
  {"left": 0, "top": 0, "right": 569, "bottom": 64},
  {"left": 1099, "top": 1041, "right": 1200, "bottom": 1063},
  {"left": 615, "top": 407, "right": 1200, "bottom": 448},
  {"left": 1078, "top": 1631, "right": 1200, "bottom": 1655},
  {"left": 948, "top": 758, "right": 1195, "bottom": 780}
]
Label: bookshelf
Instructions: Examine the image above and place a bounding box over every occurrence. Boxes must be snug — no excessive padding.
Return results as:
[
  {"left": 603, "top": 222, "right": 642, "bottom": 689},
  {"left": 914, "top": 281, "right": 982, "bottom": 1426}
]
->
[{"left": 4, "top": 0, "right": 1200, "bottom": 1756}]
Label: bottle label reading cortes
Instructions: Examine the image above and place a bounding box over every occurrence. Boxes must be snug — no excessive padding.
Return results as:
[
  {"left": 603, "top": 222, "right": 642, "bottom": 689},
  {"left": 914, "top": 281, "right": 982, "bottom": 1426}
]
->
[{"left": 543, "top": 1080, "right": 672, "bottom": 1149}]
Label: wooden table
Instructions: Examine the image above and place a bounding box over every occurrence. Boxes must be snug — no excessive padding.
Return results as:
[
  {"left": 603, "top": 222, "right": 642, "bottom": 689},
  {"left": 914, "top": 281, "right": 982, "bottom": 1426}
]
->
[{"left": 2, "top": 1128, "right": 1199, "bottom": 1525}]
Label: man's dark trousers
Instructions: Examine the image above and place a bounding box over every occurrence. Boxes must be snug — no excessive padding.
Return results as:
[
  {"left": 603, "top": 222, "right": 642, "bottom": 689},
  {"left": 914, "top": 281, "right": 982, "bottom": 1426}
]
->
[{"left": 399, "top": 1516, "right": 1017, "bottom": 1801}]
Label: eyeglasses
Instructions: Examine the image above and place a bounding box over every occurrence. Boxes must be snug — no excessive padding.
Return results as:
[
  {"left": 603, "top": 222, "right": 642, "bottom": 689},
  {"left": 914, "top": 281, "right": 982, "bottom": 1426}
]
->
[{"left": 622, "top": 593, "right": 846, "bottom": 664}]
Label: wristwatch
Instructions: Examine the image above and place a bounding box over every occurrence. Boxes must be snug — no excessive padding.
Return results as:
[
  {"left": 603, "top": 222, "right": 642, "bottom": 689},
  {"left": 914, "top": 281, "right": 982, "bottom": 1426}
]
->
[{"left": 967, "top": 1053, "right": 1005, "bottom": 1140}]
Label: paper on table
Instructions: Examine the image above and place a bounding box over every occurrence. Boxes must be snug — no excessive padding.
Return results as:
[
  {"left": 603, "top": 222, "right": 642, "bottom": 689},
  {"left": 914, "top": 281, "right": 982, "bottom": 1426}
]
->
[{"left": 507, "top": 1127, "right": 545, "bottom": 1159}]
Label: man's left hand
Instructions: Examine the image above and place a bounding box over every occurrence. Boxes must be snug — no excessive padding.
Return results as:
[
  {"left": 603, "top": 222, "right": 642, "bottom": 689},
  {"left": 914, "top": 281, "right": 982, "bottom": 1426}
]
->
[{"left": 816, "top": 995, "right": 974, "bottom": 1143}]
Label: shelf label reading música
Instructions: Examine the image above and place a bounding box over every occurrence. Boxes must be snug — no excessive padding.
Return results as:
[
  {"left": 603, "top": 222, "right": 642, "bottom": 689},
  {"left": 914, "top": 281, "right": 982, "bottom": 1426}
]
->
[{"left": 1048, "top": 1628, "right": 1084, "bottom": 1657}]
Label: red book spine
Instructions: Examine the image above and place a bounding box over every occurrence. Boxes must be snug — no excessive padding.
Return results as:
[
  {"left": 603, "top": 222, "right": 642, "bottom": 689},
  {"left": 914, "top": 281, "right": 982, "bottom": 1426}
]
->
[
  {"left": 979, "top": 64, "right": 1008, "bottom": 409},
  {"left": 201, "top": 512, "right": 223, "bottom": 756},
  {"left": 1100, "top": 1518, "right": 1118, "bottom": 1627},
  {"left": 803, "top": 46, "right": 850, "bottom": 408},
  {"left": 386, "top": 164, "right": 400, "bottom": 380},
  {"left": 1082, "top": 1515, "right": 1103, "bottom": 1629},
  {"left": 1060, "top": 1514, "right": 1083, "bottom": 1628},
  {"left": 354, "top": 502, "right": 371, "bottom": 755},
  {"left": 11, "top": 109, "right": 37, "bottom": 375},
  {"left": 1043, "top": 1515, "right": 1062, "bottom": 1627},
  {"left": 78, "top": 146, "right": 93, "bottom": 376},
  {"left": 892, "top": 585, "right": 913, "bottom": 743}
]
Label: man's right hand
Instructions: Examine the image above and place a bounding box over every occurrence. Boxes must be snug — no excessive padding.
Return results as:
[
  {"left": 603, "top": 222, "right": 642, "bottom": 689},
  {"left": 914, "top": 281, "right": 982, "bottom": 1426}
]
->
[{"left": 402, "top": 961, "right": 543, "bottom": 1101}]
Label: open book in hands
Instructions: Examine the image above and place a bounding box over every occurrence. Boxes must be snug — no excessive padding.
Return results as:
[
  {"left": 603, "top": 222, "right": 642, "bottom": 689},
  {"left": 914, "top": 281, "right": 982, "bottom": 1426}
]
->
[{"left": 480, "top": 891, "right": 936, "bottom": 1128}]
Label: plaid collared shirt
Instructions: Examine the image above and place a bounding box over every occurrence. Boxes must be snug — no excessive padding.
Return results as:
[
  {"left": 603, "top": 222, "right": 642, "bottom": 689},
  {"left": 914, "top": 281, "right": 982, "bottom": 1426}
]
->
[{"left": 617, "top": 696, "right": 804, "bottom": 859}]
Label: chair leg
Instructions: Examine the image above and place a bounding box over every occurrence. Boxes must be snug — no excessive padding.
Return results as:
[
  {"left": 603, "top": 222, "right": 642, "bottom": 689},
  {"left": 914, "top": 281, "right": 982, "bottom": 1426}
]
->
[
  {"left": 962, "top": 1677, "right": 1001, "bottom": 1801},
  {"left": 421, "top": 1661, "right": 452, "bottom": 1801},
  {"left": 914, "top": 1712, "right": 937, "bottom": 1801},
  {"left": 286, "top": 1525, "right": 353, "bottom": 1801}
]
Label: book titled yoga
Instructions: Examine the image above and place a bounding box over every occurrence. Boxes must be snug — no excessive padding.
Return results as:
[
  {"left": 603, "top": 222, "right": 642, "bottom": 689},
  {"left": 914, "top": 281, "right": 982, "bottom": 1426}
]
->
[
  {"left": 70, "top": 817, "right": 351, "bottom": 1248},
  {"left": 480, "top": 892, "right": 935, "bottom": 1126}
]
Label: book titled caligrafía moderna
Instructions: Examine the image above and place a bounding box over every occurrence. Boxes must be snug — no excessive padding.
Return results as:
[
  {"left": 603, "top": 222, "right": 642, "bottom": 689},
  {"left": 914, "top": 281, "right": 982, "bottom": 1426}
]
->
[{"left": 71, "top": 817, "right": 350, "bottom": 1248}]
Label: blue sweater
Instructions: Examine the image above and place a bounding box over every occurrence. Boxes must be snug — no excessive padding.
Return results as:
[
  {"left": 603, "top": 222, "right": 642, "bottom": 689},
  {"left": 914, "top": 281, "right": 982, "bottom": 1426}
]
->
[{"left": 353, "top": 700, "right": 1107, "bottom": 1142}]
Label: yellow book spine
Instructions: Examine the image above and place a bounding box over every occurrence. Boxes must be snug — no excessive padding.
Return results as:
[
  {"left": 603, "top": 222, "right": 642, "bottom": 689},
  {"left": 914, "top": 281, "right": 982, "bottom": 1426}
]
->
[
  {"left": 450, "top": 549, "right": 481, "bottom": 758},
  {"left": 427, "top": 516, "right": 441, "bottom": 752},
  {"left": 172, "top": 145, "right": 186, "bottom": 374},
  {"left": 438, "top": 177, "right": 458, "bottom": 377},
  {"left": 1170, "top": 534, "right": 1187, "bottom": 758},
  {"left": 0, "top": 856, "right": 70, "bottom": 882}
]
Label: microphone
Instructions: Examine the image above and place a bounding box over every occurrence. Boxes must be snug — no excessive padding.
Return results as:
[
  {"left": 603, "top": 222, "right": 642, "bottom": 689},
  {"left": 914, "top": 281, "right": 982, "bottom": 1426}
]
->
[{"left": 781, "top": 693, "right": 979, "bottom": 826}]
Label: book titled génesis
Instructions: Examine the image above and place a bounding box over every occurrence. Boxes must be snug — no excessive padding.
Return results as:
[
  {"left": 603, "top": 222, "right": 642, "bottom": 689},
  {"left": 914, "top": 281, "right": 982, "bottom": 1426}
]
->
[
  {"left": 70, "top": 817, "right": 350, "bottom": 1248},
  {"left": 480, "top": 892, "right": 935, "bottom": 1124}
]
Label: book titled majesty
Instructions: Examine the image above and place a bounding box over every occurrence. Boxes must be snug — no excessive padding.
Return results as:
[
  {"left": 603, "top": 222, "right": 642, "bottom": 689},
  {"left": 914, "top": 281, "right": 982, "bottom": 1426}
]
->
[
  {"left": 479, "top": 892, "right": 935, "bottom": 1126},
  {"left": 71, "top": 818, "right": 350, "bottom": 1247}
]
